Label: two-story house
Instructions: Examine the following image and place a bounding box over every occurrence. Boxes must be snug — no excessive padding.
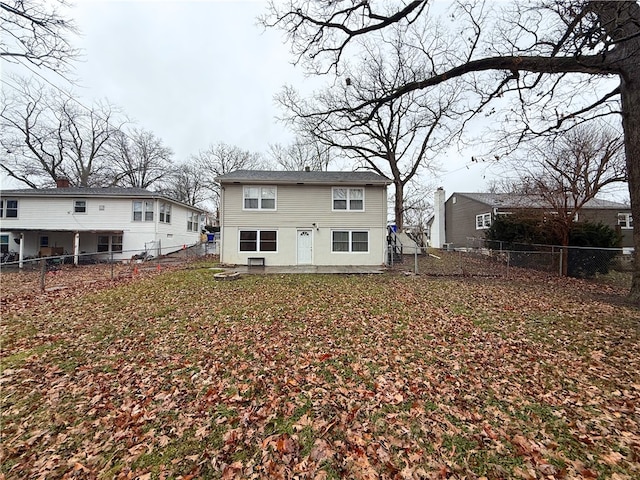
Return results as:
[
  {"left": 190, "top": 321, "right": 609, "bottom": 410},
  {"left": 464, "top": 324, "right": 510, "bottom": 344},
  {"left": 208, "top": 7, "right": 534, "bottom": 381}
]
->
[
  {"left": 215, "top": 170, "right": 391, "bottom": 266},
  {"left": 429, "top": 189, "right": 634, "bottom": 248},
  {"left": 0, "top": 182, "right": 204, "bottom": 265}
]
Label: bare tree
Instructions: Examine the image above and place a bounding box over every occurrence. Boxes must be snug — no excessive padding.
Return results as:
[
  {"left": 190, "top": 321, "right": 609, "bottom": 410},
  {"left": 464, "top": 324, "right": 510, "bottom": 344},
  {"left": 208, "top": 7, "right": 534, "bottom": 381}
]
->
[
  {"left": 268, "top": 136, "right": 332, "bottom": 171},
  {"left": 1, "top": 0, "right": 79, "bottom": 75},
  {"left": 1, "top": 77, "right": 125, "bottom": 187},
  {"left": 108, "top": 128, "right": 174, "bottom": 189},
  {"left": 498, "top": 123, "right": 626, "bottom": 273},
  {"left": 265, "top": 0, "right": 640, "bottom": 301},
  {"left": 277, "top": 27, "right": 460, "bottom": 231},
  {"left": 192, "top": 142, "right": 265, "bottom": 212},
  {"left": 161, "top": 163, "right": 210, "bottom": 208}
]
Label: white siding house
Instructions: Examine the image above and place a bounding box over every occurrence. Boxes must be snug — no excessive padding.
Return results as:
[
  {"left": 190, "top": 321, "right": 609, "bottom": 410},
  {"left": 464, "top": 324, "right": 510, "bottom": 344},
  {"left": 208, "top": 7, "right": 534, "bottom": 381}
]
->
[
  {"left": 0, "top": 186, "right": 203, "bottom": 265},
  {"left": 215, "top": 170, "right": 391, "bottom": 266}
]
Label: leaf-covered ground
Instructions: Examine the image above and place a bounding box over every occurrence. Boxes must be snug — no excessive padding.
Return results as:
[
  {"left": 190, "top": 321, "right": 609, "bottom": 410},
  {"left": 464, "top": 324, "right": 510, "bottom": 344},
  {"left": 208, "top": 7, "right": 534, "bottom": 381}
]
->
[{"left": 1, "top": 263, "right": 639, "bottom": 479}]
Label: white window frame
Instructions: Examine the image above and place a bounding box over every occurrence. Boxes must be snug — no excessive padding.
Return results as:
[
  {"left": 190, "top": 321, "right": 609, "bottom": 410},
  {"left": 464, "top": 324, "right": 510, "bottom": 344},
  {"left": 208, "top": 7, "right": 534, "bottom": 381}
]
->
[
  {"left": 74, "top": 199, "right": 87, "bottom": 214},
  {"left": 332, "top": 187, "right": 365, "bottom": 211},
  {"left": 0, "top": 234, "right": 8, "bottom": 253},
  {"left": 243, "top": 186, "right": 277, "bottom": 211},
  {"left": 238, "top": 229, "right": 278, "bottom": 253},
  {"left": 187, "top": 211, "right": 199, "bottom": 232},
  {"left": 1, "top": 199, "right": 18, "bottom": 218},
  {"left": 476, "top": 213, "right": 492, "bottom": 230},
  {"left": 97, "top": 234, "right": 123, "bottom": 253},
  {"left": 132, "top": 200, "right": 154, "bottom": 222},
  {"left": 618, "top": 213, "right": 633, "bottom": 230},
  {"left": 331, "top": 230, "right": 369, "bottom": 253},
  {"left": 159, "top": 202, "right": 172, "bottom": 224}
]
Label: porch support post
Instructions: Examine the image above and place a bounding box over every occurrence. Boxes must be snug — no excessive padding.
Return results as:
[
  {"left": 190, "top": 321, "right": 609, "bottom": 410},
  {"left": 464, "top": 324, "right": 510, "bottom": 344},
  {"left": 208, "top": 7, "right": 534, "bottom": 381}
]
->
[
  {"left": 74, "top": 232, "right": 80, "bottom": 265},
  {"left": 18, "top": 233, "right": 24, "bottom": 269}
]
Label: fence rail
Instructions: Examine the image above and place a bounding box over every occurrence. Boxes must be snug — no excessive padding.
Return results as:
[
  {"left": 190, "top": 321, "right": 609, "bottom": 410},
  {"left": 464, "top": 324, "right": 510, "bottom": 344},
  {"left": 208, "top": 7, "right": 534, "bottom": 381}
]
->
[
  {"left": 388, "top": 237, "right": 633, "bottom": 289},
  {"left": 0, "top": 241, "right": 220, "bottom": 294}
]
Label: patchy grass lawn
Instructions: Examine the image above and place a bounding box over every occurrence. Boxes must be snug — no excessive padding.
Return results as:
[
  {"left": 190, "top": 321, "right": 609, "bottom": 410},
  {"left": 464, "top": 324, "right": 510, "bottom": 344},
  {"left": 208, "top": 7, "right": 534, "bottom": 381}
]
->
[{"left": 1, "top": 263, "right": 639, "bottom": 479}]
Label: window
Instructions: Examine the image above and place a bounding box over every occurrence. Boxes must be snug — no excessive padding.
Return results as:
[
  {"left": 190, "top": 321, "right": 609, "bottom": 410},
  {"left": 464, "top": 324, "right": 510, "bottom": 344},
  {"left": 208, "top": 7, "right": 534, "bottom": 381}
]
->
[
  {"left": 40, "top": 236, "right": 49, "bottom": 247},
  {"left": 1, "top": 199, "right": 18, "bottom": 218},
  {"left": 243, "top": 186, "right": 276, "bottom": 210},
  {"left": 97, "top": 236, "right": 109, "bottom": 252},
  {"left": 74, "top": 200, "right": 87, "bottom": 213},
  {"left": 332, "top": 188, "right": 364, "bottom": 211},
  {"left": 332, "top": 231, "right": 369, "bottom": 253},
  {"left": 476, "top": 213, "right": 491, "bottom": 229},
  {"left": 98, "top": 235, "right": 123, "bottom": 253},
  {"left": 133, "top": 200, "right": 154, "bottom": 222},
  {"left": 239, "top": 230, "right": 277, "bottom": 252},
  {"left": 160, "top": 202, "right": 172, "bottom": 223},
  {"left": 0, "top": 235, "right": 8, "bottom": 254},
  {"left": 618, "top": 213, "right": 633, "bottom": 229},
  {"left": 187, "top": 211, "right": 199, "bottom": 232}
]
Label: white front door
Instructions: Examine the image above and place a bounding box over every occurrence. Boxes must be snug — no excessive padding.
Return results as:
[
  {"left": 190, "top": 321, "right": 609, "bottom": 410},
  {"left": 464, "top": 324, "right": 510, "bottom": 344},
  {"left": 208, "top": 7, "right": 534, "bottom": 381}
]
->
[{"left": 297, "top": 230, "right": 313, "bottom": 265}]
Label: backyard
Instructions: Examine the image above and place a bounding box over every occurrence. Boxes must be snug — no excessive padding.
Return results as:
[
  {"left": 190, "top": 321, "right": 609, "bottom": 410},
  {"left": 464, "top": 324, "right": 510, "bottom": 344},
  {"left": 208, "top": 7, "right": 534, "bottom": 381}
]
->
[{"left": 1, "top": 259, "right": 639, "bottom": 479}]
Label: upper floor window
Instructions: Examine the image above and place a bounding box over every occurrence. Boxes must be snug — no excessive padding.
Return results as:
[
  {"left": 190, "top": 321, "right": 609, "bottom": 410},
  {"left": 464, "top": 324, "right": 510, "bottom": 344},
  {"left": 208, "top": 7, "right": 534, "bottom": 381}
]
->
[
  {"left": 618, "top": 213, "right": 633, "bottom": 229},
  {"left": 1, "top": 199, "right": 18, "bottom": 218},
  {"left": 187, "top": 211, "right": 199, "bottom": 232},
  {"left": 133, "top": 200, "right": 154, "bottom": 222},
  {"left": 476, "top": 213, "right": 491, "bottom": 229},
  {"left": 243, "top": 186, "right": 276, "bottom": 210},
  {"left": 332, "top": 188, "right": 364, "bottom": 211},
  {"left": 74, "top": 200, "right": 87, "bottom": 213},
  {"left": 160, "top": 202, "right": 172, "bottom": 223}
]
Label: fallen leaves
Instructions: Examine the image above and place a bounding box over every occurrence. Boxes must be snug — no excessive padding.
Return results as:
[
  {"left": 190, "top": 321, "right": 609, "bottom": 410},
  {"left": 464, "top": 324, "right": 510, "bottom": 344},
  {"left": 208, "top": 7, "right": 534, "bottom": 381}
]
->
[{"left": 1, "top": 263, "right": 639, "bottom": 479}]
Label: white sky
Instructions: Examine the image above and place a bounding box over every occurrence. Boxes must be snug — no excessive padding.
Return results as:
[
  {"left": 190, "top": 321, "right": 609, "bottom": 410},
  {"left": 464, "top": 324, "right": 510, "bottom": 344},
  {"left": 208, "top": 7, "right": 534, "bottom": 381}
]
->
[{"left": 2, "top": 0, "right": 627, "bottom": 204}]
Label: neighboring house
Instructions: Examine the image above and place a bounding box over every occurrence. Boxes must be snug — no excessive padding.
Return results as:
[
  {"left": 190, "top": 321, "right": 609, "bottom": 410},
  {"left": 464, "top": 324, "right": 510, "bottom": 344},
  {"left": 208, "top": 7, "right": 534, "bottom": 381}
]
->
[
  {"left": 0, "top": 181, "right": 204, "bottom": 265},
  {"left": 429, "top": 190, "right": 633, "bottom": 248},
  {"left": 215, "top": 170, "right": 391, "bottom": 266}
]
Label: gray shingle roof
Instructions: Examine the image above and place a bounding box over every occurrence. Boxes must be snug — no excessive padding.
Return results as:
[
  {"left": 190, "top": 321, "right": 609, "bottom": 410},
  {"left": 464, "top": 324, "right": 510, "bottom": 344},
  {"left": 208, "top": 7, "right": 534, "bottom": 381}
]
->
[
  {"left": 215, "top": 170, "right": 391, "bottom": 185},
  {"left": 456, "top": 192, "right": 630, "bottom": 210},
  {"left": 0, "top": 187, "right": 203, "bottom": 210}
]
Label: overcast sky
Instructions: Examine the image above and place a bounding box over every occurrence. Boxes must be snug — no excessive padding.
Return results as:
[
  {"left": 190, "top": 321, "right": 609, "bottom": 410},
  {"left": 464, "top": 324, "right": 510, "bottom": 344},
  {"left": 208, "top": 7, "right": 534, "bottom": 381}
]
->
[{"left": 4, "top": 0, "right": 627, "bottom": 203}]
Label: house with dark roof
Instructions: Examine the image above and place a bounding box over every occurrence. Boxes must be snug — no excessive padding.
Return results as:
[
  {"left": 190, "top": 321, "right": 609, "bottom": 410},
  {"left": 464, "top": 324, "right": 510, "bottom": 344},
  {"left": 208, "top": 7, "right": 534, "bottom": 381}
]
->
[
  {"left": 0, "top": 181, "right": 204, "bottom": 265},
  {"left": 429, "top": 189, "right": 633, "bottom": 248},
  {"left": 215, "top": 170, "right": 391, "bottom": 266}
]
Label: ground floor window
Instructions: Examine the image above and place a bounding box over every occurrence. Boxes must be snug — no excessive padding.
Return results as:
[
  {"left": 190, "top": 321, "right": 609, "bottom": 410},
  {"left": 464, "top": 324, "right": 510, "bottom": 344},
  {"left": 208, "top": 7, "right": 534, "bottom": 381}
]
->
[
  {"left": 98, "top": 234, "right": 123, "bottom": 253},
  {"left": 332, "top": 231, "right": 369, "bottom": 252},
  {"left": 239, "top": 230, "right": 277, "bottom": 252},
  {"left": 0, "top": 235, "right": 8, "bottom": 254}
]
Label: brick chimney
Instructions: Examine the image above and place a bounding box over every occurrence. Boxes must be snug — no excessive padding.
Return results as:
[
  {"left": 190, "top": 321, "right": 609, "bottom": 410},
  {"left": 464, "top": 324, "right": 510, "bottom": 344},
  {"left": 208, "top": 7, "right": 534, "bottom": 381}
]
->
[{"left": 56, "top": 178, "right": 70, "bottom": 188}]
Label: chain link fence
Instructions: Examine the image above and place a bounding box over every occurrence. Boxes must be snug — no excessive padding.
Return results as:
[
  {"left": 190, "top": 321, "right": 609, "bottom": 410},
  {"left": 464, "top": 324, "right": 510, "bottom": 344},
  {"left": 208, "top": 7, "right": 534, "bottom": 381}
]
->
[
  {"left": 388, "top": 235, "right": 633, "bottom": 288},
  {"left": 0, "top": 240, "right": 220, "bottom": 295}
]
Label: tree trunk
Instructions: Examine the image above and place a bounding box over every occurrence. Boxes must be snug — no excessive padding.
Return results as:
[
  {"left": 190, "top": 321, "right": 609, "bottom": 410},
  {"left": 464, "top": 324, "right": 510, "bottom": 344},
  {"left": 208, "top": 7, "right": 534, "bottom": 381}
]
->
[
  {"left": 394, "top": 181, "right": 404, "bottom": 231},
  {"left": 620, "top": 77, "right": 640, "bottom": 303}
]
